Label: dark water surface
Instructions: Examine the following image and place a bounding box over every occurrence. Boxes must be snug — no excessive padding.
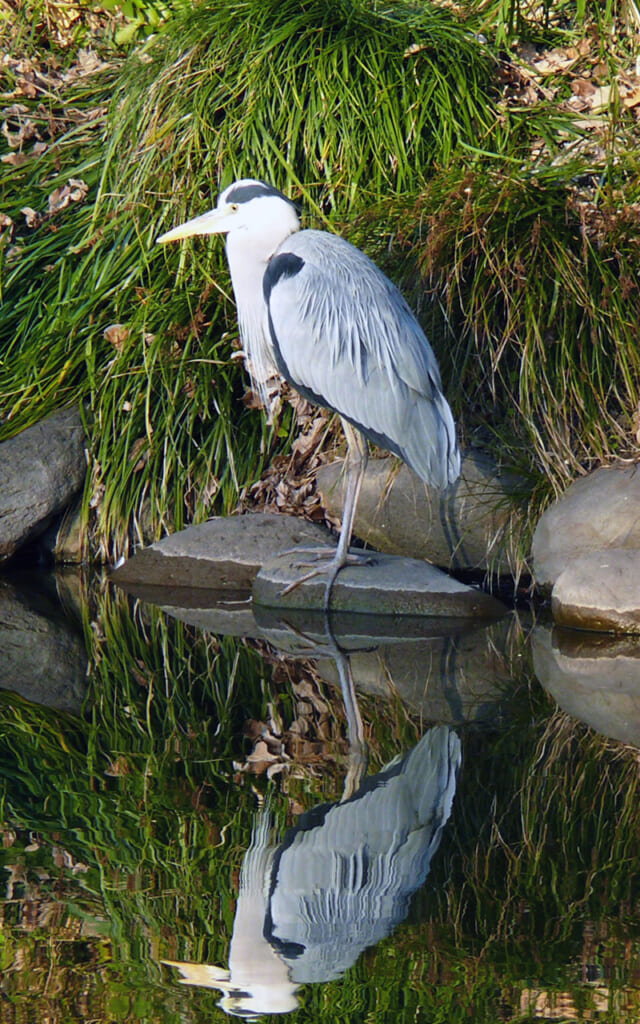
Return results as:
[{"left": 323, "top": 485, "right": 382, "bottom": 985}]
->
[{"left": 1, "top": 569, "right": 640, "bottom": 1022}]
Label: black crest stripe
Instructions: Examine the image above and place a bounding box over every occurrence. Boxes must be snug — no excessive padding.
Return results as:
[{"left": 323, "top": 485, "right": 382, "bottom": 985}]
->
[
  {"left": 263, "top": 252, "right": 305, "bottom": 304},
  {"left": 226, "top": 182, "right": 299, "bottom": 215}
]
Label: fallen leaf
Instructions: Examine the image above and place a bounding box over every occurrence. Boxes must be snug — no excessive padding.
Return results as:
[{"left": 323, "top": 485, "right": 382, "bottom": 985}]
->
[
  {"left": 21, "top": 206, "right": 42, "bottom": 228},
  {"left": 48, "top": 177, "right": 89, "bottom": 215},
  {"left": 104, "top": 323, "right": 129, "bottom": 350},
  {"left": 2, "top": 151, "right": 28, "bottom": 167},
  {"left": 623, "top": 86, "right": 640, "bottom": 108},
  {"left": 105, "top": 755, "right": 132, "bottom": 777}
]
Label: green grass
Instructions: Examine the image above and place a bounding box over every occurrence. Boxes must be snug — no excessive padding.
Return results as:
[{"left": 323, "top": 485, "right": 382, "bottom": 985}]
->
[
  {"left": 379, "top": 159, "right": 640, "bottom": 493},
  {"left": 1, "top": 0, "right": 640, "bottom": 564}
]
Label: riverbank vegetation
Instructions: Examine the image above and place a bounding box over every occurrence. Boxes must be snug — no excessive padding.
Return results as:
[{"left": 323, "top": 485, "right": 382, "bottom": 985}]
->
[{"left": 1, "top": 0, "right": 640, "bottom": 562}]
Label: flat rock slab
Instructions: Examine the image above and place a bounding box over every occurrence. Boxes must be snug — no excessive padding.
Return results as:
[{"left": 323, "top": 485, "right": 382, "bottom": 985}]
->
[
  {"left": 253, "top": 552, "right": 507, "bottom": 618},
  {"left": 533, "top": 463, "right": 640, "bottom": 588},
  {"left": 0, "top": 406, "right": 87, "bottom": 563},
  {"left": 316, "top": 451, "right": 521, "bottom": 575},
  {"left": 110, "top": 513, "right": 334, "bottom": 591},
  {"left": 552, "top": 549, "right": 640, "bottom": 634}
]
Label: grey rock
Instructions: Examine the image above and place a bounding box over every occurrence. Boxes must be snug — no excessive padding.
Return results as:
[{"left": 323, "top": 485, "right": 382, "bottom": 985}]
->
[
  {"left": 551, "top": 549, "right": 640, "bottom": 634},
  {"left": 316, "top": 451, "right": 521, "bottom": 575},
  {"left": 126, "top": 585, "right": 518, "bottom": 727},
  {"left": 110, "top": 513, "right": 334, "bottom": 592},
  {"left": 253, "top": 550, "right": 507, "bottom": 618},
  {"left": 0, "top": 574, "right": 88, "bottom": 714},
  {"left": 0, "top": 407, "right": 87, "bottom": 563},
  {"left": 532, "top": 623, "right": 640, "bottom": 747},
  {"left": 532, "top": 463, "right": 640, "bottom": 588}
]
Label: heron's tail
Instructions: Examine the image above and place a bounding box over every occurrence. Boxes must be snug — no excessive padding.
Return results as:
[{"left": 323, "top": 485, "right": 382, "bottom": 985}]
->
[{"left": 402, "top": 390, "right": 460, "bottom": 490}]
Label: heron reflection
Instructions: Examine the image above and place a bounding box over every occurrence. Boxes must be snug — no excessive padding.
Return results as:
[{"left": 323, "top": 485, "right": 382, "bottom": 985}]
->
[{"left": 163, "top": 723, "right": 460, "bottom": 1017}]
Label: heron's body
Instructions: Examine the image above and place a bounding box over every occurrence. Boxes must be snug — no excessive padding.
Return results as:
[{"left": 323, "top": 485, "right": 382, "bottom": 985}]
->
[
  {"left": 263, "top": 228, "right": 458, "bottom": 486},
  {"left": 158, "top": 179, "right": 460, "bottom": 603}
]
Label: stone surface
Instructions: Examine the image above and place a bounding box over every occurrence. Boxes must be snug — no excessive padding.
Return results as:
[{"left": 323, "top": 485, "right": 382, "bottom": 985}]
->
[
  {"left": 532, "top": 463, "right": 640, "bottom": 588},
  {"left": 110, "top": 513, "right": 335, "bottom": 591},
  {"left": 253, "top": 551, "right": 507, "bottom": 617},
  {"left": 316, "top": 451, "right": 520, "bottom": 575},
  {"left": 532, "top": 623, "right": 640, "bottom": 747},
  {"left": 37, "top": 498, "right": 86, "bottom": 564},
  {"left": 0, "top": 573, "right": 88, "bottom": 714},
  {"left": 551, "top": 549, "right": 640, "bottom": 634},
  {"left": 114, "top": 582, "right": 257, "bottom": 637},
  {"left": 0, "top": 407, "right": 87, "bottom": 563}
]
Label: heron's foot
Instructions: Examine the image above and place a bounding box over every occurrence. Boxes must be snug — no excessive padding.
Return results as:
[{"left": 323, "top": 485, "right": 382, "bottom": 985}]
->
[
  {"left": 278, "top": 544, "right": 339, "bottom": 567},
  {"left": 278, "top": 550, "right": 378, "bottom": 598}
]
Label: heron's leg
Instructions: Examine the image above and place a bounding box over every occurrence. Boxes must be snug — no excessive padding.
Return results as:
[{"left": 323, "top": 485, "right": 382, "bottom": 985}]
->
[
  {"left": 323, "top": 420, "right": 368, "bottom": 609},
  {"left": 278, "top": 423, "right": 370, "bottom": 601}
]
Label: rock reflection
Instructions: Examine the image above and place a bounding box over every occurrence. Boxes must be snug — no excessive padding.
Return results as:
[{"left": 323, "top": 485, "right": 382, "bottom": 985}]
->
[
  {"left": 0, "top": 571, "right": 87, "bottom": 714},
  {"left": 256, "top": 606, "right": 520, "bottom": 727},
  {"left": 164, "top": 723, "right": 460, "bottom": 1016},
  {"left": 532, "top": 623, "right": 640, "bottom": 748}
]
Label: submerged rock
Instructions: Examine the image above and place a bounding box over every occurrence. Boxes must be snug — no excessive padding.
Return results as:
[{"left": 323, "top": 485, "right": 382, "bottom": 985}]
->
[
  {"left": 532, "top": 463, "right": 640, "bottom": 588},
  {"left": 316, "top": 451, "right": 521, "bottom": 575},
  {"left": 0, "top": 407, "right": 87, "bottom": 563},
  {"left": 0, "top": 573, "right": 88, "bottom": 714},
  {"left": 551, "top": 549, "right": 640, "bottom": 634},
  {"left": 287, "top": 613, "right": 522, "bottom": 726}
]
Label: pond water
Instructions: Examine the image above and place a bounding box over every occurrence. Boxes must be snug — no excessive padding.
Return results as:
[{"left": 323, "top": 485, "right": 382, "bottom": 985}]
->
[{"left": 1, "top": 568, "right": 640, "bottom": 1023}]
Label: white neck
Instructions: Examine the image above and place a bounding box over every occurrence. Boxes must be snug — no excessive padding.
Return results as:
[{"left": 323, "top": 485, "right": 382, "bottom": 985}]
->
[{"left": 224, "top": 202, "right": 300, "bottom": 406}]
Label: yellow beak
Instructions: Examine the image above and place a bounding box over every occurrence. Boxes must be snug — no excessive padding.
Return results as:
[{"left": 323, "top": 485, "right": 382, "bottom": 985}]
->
[{"left": 156, "top": 206, "right": 232, "bottom": 244}]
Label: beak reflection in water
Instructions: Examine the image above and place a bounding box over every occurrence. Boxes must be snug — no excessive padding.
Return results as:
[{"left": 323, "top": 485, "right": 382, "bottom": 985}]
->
[{"left": 163, "top": 724, "right": 461, "bottom": 1017}]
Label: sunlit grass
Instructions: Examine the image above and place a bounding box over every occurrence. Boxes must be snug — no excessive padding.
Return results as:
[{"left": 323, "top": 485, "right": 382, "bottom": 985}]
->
[{"left": 1, "top": 0, "right": 639, "bottom": 564}]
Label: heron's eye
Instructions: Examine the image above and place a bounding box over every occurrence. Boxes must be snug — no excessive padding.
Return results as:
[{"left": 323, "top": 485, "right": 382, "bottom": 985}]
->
[{"left": 230, "top": 203, "right": 239, "bottom": 212}]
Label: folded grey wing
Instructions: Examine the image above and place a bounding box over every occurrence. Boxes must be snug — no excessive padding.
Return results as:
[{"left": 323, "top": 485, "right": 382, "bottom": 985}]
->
[
  {"left": 265, "top": 231, "right": 460, "bottom": 488},
  {"left": 265, "top": 725, "right": 461, "bottom": 983}
]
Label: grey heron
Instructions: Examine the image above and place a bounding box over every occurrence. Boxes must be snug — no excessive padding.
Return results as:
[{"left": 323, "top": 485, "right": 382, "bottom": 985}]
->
[{"left": 157, "top": 180, "right": 460, "bottom": 604}]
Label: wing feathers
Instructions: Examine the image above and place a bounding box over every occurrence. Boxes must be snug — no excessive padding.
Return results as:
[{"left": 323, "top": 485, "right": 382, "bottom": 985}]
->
[{"left": 266, "top": 229, "right": 460, "bottom": 488}]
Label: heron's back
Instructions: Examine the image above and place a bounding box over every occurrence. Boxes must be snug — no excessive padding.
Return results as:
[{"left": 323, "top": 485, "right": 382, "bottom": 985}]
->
[{"left": 265, "top": 229, "right": 460, "bottom": 488}]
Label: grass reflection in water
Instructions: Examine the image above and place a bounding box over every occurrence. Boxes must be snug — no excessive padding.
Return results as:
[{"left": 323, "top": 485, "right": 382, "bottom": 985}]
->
[{"left": 1, "top": 580, "right": 640, "bottom": 1022}]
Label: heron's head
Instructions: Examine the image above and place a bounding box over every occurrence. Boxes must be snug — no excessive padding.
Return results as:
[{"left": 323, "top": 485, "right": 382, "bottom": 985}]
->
[{"left": 157, "top": 179, "right": 300, "bottom": 252}]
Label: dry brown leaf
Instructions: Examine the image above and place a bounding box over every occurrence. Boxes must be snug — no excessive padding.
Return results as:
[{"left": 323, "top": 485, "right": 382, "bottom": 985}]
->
[
  {"left": 1, "top": 829, "right": 16, "bottom": 849},
  {"left": 48, "top": 177, "right": 89, "bottom": 215},
  {"left": 21, "top": 206, "right": 42, "bottom": 227},
  {"left": 104, "top": 755, "right": 131, "bottom": 777},
  {"left": 130, "top": 436, "right": 150, "bottom": 472},
  {"left": 2, "top": 151, "right": 28, "bottom": 167},
  {"left": 103, "top": 323, "right": 129, "bottom": 351},
  {"left": 1, "top": 116, "right": 38, "bottom": 149},
  {"left": 623, "top": 86, "right": 640, "bottom": 108},
  {"left": 572, "top": 78, "right": 596, "bottom": 99}
]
